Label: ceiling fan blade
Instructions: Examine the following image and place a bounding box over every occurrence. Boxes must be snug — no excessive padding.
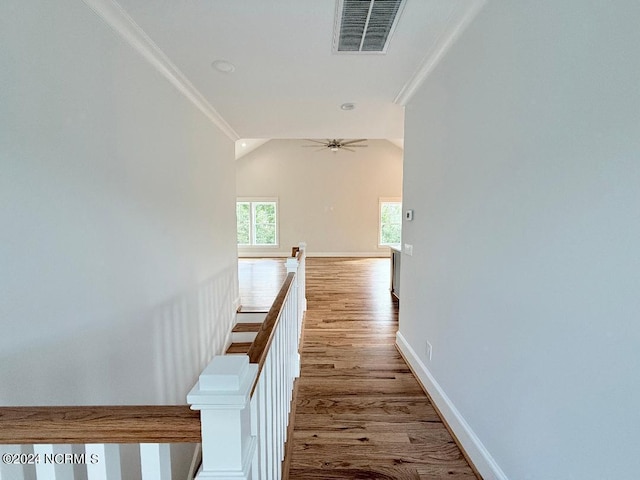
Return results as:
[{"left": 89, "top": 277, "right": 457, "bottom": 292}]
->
[
  {"left": 303, "top": 139, "right": 328, "bottom": 145},
  {"left": 302, "top": 145, "right": 326, "bottom": 147},
  {"left": 335, "top": 139, "right": 344, "bottom": 143},
  {"left": 342, "top": 147, "right": 356, "bottom": 152},
  {"left": 341, "top": 139, "right": 367, "bottom": 145}
]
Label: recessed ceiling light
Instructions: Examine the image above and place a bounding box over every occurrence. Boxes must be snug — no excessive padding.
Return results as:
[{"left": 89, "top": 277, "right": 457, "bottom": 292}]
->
[
  {"left": 212, "top": 60, "right": 235, "bottom": 73},
  {"left": 241, "top": 142, "right": 247, "bottom": 148},
  {"left": 340, "top": 103, "right": 356, "bottom": 111}
]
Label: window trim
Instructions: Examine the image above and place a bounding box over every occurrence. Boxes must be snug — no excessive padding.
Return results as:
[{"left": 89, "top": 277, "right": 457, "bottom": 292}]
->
[
  {"left": 237, "top": 197, "right": 279, "bottom": 248},
  {"left": 378, "top": 197, "right": 402, "bottom": 247}
]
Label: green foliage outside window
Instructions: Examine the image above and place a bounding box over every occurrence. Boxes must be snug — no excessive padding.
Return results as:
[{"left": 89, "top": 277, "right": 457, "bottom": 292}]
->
[
  {"left": 380, "top": 202, "right": 402, "bottom": 245},
  {"left": 236, "top": 202, "right": 250, "bottom": 245},
  {"left": 254, "top": 203, "right": 276, "bottom": 245},
  {"left": 237, "top": 200, "right": 277, "bottom": 246}
]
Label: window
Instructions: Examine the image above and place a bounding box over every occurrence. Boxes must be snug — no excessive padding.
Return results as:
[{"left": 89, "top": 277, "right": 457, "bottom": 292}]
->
[
  {"left": 237, "top": 199, "right": 278, "bottom": 246},
  {"left": 379, "top": 199, "right": 402, "bottom": 246}
]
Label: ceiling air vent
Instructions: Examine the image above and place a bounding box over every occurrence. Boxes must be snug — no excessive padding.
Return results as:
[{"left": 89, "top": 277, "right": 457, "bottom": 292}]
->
[{"left": 334, "top": 0, "right": 406, "bottom": 53}]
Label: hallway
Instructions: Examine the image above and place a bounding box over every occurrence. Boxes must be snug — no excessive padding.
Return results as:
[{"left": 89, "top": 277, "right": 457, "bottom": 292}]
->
[{"left": 261, "top": 258, "right": 478, "bottom": 479}]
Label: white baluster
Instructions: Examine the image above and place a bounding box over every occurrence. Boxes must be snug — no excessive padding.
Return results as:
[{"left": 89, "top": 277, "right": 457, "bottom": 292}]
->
[
  {"left": 288, "top": 298, "right": 294, "bottom": 392},
  {"left": 279, "top": 326, "right": 286, "bottom": 464},
  {"left": 0, "top": 445, "right": 26, "bottom": 480},
  {"left": 266, "top": 354, "right": 276, "bottom": 480},
  {"left": 140, "top": 444, "right": 171, "bottom": 480},
  {"left": 284, "top": 297, "right": 291, "bottom": 413},
  {"left": 289, "top": 285, "right": 298, "bottom": 385},
  {"left": 298, "top": 242, "right": 307, "bottom": 312},
  {"left": 249, "top": 389, "right": 259, "bottom": 480},
  {"left": 256, "top": 377, "right": 267, "bottom": 479},
  {"left": 272, "top": 333, "right": 279, "bottom": 473},
  {"left": 33, "top": 444, "right": 75, "bottom": 480},
  {"left": 281, "top": 321, "right": 287, "bottom": 462},
  {"left": 285, "top": 258, "right": 302, "bottom": 379},
  {"left": 187, "top": 355, "right": 258, "bottom": 480},
  {"left": 276, "top": 331, "right": 283, "bottom": 469},
  {"left": 85, "top": 444, "right": 121, "bottom": 480}
]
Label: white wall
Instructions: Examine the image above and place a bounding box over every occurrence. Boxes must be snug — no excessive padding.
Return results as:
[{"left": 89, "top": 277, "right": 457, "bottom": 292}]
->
[
  {"left": 399, "top": 1, "right": 640, "bottom": 479},
  {"left": 236, "top": 139, "right": 403, "bottom": 256},
  {"left": 0, "top": 0, "right": 238, "bottom": 406}
]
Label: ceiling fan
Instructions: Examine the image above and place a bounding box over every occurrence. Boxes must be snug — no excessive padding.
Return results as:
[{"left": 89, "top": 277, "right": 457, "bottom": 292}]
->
[{"left": 302, "top": 139, "right": 368, "bottom": 152}]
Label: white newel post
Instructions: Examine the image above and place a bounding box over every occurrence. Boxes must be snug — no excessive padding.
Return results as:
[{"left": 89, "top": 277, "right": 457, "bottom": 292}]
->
[
  {"left": 285, "top": 256, "right": 298, "bottom": 283},
  {"left": 187, "top": 355, "right": 258, "bottom": 480}
]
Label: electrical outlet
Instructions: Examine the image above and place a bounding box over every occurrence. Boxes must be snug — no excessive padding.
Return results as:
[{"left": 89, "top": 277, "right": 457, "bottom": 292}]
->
[{"left": 426, "top": 341, "right": 432, "bottom": 361}]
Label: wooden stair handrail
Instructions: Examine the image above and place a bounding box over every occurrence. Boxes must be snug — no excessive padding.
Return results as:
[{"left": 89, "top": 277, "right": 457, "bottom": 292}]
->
[
  {"left": 1, "top": 249, "right": 304, "bottom": 446},
  {"left": 0, "top": 405, "right": 200, "bottom": 444},
  {"left": 246, "top": 272, "right": 295, "bottom": 387}
]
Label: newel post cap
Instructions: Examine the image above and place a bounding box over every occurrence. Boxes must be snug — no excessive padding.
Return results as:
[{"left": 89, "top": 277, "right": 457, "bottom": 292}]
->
[{"left": 187, "top": 355, "right": 258, "bottom": 409}]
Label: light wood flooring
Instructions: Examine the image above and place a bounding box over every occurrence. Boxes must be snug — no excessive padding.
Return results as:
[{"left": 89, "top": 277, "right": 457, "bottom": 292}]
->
[
  {"left": 238, "top": 257, "right": 478, "bottom": 480},
  {"left": 238, "top": 258, "right": 288, "bottom": 309}
]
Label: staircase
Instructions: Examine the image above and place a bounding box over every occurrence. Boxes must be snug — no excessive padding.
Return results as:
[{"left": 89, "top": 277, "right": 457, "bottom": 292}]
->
[
  {"left": 0, "top": 243, "right": 307, "bottom": 480},
  {"left": 226, "top": 309, "right": 268, "bottom": 354}
]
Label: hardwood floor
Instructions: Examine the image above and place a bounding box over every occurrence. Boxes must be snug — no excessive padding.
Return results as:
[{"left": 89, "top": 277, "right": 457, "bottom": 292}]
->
[
  {"left": 238, "top": 258, "right": 288, "bottom": 308},
  {"left": 239, "top": 257, "right": 478, "bottom": 480}
]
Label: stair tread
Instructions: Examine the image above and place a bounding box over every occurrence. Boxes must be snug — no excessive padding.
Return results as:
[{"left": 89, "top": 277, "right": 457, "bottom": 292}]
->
[
  {"left": 232, "top": 323, "right": 262, "bottom": 333},
  {"left": 238, "top": 305, "right": 270, "bottom": 313},
  {"left": 226, "top": 342, "right": 252, "bottom": 354}
]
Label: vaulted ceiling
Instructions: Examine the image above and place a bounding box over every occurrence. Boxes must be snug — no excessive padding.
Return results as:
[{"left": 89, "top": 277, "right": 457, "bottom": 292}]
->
[{"left": 115, "top": 0, "right": 482, "bottom": 141}]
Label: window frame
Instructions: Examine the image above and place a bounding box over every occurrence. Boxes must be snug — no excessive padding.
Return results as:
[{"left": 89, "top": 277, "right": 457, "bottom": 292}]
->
[
  {"left": 236, "top": 197, "right": 279, "bottom": 247},
  {"left": 378, "top": 197, "right": 402, "bottom": 247}
]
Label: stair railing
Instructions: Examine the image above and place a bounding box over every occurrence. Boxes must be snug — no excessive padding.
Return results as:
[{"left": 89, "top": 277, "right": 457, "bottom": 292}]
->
[
  {"left": 187, "top": 242, "right": 306, "bottom": 480},
  {"left": 0, "top": 405, "right": 199, "bottom": 479},
  {"left": 0, "top": 243, "right": 307, "bottom": 480}
]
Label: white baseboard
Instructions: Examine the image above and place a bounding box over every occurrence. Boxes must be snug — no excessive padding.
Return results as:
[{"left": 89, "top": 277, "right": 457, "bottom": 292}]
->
[
  {"left": 307, "top": 252, "right": 389, "bottom": 258},
  {"left": 395, "top": 332, "right": 508, "bottom": 480},
  {"left": 238, "top": 251, "right": 390, "bottom": 258}
]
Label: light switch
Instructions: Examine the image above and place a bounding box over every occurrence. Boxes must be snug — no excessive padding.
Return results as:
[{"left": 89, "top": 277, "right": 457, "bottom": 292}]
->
[{"left": 404, "top": 244, "right": 413, "bottom": 256}]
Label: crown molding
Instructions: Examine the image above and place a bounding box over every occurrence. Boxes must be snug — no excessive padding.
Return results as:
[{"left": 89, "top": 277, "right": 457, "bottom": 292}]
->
[
  {"left": 394, "top": 0, "right": 487, "bottom": 106},
  {"left": 81, "top": 0, "right": 239, "bottom": 141}
]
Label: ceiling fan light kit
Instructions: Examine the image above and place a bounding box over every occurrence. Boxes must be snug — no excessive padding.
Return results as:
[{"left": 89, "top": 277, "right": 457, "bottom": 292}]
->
[{"left": 302, "top": 139, "right": 368, "bottom": 153}]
